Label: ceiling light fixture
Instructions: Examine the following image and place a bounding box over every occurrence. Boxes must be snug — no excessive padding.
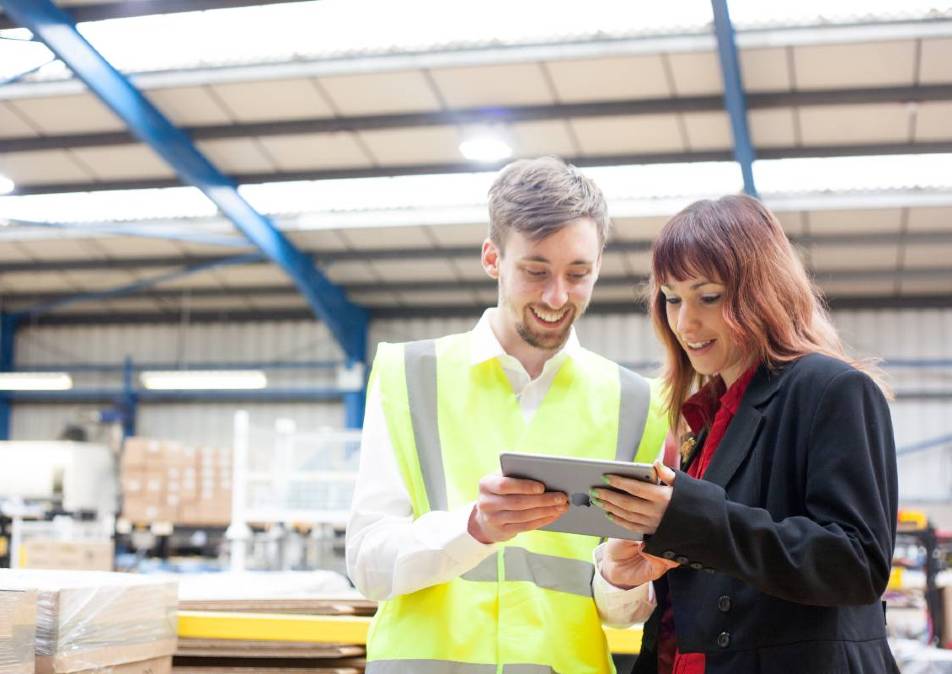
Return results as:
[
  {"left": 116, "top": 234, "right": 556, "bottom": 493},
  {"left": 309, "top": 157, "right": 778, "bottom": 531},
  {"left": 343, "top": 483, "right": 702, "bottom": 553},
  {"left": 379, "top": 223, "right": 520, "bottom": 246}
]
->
[
  {"left": 0, "top": 174, "right": 15, "bottom": 196},
  {"left": 459, "top": 134, "right": 513, "bottom": 163},
  {"left": 139, "top": 369, "right": 267, "bottom": 390},
  {"left": 0, "top": 372, "right": 73, "bottom": 391}
]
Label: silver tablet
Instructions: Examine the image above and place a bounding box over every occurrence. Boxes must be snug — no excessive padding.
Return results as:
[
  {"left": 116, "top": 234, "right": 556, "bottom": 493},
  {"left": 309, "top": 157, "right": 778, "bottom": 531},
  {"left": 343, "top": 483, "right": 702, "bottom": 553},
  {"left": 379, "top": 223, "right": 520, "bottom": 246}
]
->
[{"left": 499, "top": 452, "right": 658, "bottom": 541}]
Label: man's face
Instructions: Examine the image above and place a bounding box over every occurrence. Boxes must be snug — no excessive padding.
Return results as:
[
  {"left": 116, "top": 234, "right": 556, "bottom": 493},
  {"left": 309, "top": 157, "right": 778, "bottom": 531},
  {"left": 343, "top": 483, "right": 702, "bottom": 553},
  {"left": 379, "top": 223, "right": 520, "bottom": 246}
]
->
[{"left": 482, "top": 217, "right": 602, "bottom": 354}]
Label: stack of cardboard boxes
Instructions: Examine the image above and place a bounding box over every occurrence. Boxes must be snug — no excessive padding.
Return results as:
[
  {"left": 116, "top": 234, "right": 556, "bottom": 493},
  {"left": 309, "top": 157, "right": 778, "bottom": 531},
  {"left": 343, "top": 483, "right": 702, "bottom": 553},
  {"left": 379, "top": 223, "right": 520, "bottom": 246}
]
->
[
  {"left": 19, "top": 540, "right": 113, "bottom": 572},
  {"left": 0, "top": 589, "right": 36, "bottom": 674},
  {"left": 121, "top": 438, "right": 232, "bottom": 526}
]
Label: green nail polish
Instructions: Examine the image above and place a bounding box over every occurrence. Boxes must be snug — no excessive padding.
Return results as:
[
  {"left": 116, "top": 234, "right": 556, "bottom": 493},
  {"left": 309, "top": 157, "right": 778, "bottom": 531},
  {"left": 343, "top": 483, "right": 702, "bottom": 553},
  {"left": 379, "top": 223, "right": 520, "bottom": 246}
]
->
[{"left": 602, "top": 475, "right": 611, "bottom": 485}]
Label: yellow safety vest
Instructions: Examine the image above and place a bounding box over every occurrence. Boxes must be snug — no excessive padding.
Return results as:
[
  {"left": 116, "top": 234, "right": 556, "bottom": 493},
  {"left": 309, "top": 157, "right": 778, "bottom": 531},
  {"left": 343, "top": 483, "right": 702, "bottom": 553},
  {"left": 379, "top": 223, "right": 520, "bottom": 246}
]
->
[{"left": 366, "top": 331, "right": 668, "bottom": 674}]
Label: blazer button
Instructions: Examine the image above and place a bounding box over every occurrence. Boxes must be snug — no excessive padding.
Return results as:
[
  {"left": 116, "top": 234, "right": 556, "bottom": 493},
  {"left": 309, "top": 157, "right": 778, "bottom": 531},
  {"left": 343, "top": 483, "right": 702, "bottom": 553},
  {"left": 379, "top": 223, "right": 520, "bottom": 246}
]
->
[
  {"left": 716, "top": 631, "right": 731, "bottom": 649},
  {"left": 675, "top": 556, "right": 689, "bottom": 565},
  {"left": 717, "top": 595, "right": 732, "bottom": 612},
  {"left": 662, "top": 550, "right": 676, "bottom": 559},
  {"left": 690, "top": 562, "right": 703, "bottom": 570}
]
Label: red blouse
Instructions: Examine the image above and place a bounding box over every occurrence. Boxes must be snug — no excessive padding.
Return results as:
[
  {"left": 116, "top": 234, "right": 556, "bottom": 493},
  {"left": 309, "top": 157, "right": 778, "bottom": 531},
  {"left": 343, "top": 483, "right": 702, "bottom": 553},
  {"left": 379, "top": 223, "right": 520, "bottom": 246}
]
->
[{"left": 660, "top": 364, "right": 759, "bottom": 674}]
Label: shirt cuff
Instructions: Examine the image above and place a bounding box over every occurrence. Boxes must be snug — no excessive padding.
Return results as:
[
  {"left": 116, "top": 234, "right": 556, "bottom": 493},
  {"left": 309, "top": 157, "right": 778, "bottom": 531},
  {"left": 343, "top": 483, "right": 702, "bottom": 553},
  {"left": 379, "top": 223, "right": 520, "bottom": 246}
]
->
[
  {"left": 592, "top": 543, "right": 657, "bottom": 627},
  {"left": 440, "top": 502, "right": 499, "bottom": 567}
]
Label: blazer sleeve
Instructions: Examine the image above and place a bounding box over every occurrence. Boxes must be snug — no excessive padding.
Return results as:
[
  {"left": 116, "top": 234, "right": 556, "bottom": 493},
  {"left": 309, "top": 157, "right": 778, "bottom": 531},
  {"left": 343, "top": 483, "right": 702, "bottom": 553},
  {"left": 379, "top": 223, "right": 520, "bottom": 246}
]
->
[{"left": 644, "top": 368, "right": 898, "bottom": 607}]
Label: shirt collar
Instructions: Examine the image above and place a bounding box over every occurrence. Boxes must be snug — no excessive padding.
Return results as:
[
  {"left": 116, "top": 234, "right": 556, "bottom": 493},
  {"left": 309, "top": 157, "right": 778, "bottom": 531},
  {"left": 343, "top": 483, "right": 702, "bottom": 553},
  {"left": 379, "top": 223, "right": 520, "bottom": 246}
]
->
[
  {"left": 682, "top": 363, "right": 759, "bottom": 433},
  {"left": 470, "top": 308, "right": 581, "bottom": 369}
]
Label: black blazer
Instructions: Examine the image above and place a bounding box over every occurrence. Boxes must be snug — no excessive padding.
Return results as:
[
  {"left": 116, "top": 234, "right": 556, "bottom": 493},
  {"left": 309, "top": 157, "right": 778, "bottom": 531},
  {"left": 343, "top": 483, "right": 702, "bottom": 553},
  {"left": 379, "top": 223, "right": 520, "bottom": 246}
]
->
[{"left": 633, "top": 354, "right": 899, "bottom": 674}]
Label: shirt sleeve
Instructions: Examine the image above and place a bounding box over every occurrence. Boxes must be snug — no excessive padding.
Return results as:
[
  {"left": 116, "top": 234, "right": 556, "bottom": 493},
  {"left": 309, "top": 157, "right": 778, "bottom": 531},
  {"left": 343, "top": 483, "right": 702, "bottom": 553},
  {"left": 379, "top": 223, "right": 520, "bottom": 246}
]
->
[
  {"left": 345, "top": 380, "right": 498, "bottom": 601},
  {"left": 592, "top": 543, "right": 657, "bottom": 627}
]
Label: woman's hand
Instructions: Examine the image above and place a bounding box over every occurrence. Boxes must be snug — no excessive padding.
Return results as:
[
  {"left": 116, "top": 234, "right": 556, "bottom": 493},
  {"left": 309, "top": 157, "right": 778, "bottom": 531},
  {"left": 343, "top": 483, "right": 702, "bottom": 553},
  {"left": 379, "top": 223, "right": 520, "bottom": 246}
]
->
[
  {"left": 600, "top": 538, "right": 679, "bottom": 589},
  {"left": 591, "top": 460, "right": 677, "bottom": 535}
]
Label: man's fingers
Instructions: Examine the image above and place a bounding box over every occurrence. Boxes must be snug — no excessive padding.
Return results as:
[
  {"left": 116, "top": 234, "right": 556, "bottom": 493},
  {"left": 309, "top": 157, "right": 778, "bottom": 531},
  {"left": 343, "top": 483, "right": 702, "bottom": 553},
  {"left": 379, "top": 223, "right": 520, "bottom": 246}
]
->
[
  {"left": 482, "top": 474, "right": 548, "bottom": 496},
  {"left": 495, "top": 504, "right": 568, "bottom": 525},
  {"left": 479, "top": 491, "right": 567, "bottom": 513}
]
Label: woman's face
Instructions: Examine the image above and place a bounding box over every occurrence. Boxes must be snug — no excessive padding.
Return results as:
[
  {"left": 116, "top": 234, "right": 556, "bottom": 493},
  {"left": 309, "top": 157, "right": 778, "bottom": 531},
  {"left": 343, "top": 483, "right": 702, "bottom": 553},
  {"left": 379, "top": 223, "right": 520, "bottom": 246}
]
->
[{"left": 660, "top": 274, "right": 751, "bottom": 386}]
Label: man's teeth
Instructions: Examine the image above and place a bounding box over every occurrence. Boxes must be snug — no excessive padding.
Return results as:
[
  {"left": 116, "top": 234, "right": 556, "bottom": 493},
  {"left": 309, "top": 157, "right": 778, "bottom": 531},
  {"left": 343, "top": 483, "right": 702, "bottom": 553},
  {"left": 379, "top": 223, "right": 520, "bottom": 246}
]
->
[
  {"left": 532, "top": 307, "right": 567, "bottom": 323},
  {"left": 687, "top": 340, "right": 713, "bottom": 349}
]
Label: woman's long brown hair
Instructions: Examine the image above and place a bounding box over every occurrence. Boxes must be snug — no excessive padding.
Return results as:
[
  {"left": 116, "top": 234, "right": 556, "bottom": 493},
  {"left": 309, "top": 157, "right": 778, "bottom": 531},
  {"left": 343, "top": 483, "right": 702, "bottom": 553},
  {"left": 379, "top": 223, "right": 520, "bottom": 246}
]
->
[{"left": 649, "top": 194, "right": 889, "bottom": 430}]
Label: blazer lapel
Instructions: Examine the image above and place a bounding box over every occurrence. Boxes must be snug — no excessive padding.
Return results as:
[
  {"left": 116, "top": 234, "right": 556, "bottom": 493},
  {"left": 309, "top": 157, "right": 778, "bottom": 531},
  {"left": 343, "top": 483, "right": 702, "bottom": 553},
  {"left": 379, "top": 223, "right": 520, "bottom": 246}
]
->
[{"left": 701, "top": 364, "right": 783, "bottom": 489}]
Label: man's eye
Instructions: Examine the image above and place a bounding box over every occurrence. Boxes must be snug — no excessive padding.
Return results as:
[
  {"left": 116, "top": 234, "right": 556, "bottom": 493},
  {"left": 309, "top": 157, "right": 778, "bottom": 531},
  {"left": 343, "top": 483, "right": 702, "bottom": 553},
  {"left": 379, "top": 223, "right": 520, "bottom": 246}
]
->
[
  {"left": 525, "top": 269, "right": 547, "bottom": 277},
  {"left": 664, "top": 297, "right": 681, "bottom": 305}
]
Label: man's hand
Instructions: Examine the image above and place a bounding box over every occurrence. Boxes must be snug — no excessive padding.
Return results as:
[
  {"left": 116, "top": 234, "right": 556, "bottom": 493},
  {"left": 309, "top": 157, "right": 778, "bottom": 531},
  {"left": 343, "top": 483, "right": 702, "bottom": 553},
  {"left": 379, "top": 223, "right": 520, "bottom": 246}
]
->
[
  {"left": 600, "top": 538, "right": 679, "bottom": 589},
  {"left": 468, "top": 473, "right": 568, "bottom": 544}
]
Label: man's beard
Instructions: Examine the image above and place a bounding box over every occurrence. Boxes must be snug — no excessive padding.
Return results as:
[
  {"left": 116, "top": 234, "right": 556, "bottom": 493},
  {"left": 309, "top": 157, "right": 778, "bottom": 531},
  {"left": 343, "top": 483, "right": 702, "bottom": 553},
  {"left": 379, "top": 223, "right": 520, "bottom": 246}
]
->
[{"left": 514, "top": 306, "right": 576, "bottom": 351}]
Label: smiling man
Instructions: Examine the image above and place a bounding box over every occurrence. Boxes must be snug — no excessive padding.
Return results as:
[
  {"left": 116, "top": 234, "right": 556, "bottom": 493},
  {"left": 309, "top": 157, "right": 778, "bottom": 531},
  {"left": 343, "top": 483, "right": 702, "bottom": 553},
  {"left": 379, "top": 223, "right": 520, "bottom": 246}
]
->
[{"left": 346, "top": 156, "right": 669, "bottom": 674}]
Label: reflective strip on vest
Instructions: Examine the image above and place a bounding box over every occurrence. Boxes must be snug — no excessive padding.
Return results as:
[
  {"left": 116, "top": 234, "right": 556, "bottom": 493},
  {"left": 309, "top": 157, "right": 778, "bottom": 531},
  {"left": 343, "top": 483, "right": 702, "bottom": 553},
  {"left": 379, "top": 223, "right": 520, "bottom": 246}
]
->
[
  {"left": 366, "top": 661, "right": 557, "bottom": 674},
  {"left": 404, "top": 339, "right": 447, "bottom": 511},
  {"left": 616, "top": 366, "right": 650, "bottom": 462},
  {"left": 460, "top": 547, "right": 594, "bottom": 597}
]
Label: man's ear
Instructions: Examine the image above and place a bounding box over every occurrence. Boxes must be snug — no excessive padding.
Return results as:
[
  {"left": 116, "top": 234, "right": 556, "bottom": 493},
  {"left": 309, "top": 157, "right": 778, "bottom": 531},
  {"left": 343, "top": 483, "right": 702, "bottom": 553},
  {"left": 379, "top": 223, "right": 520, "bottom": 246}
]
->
[{"left": 481, "top": 238, "right": 501, "bottom": 279}]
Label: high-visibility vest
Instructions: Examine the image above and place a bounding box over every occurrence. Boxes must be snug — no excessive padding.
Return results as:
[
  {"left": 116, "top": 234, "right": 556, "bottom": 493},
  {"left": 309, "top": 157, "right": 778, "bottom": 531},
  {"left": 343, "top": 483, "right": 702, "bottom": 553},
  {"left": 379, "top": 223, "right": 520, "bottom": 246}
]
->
[{"left": 366, "top": 331, "right": 668, "bottom": 674}]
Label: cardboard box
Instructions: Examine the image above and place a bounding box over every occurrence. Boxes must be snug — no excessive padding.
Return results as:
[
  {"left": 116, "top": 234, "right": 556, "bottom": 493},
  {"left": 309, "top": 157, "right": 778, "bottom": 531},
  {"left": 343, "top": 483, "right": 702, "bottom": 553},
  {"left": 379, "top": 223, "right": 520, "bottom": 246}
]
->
[
  {"left": 67, "top": 655, "right": 170, "bottom": 674},
  {"left": 0, "top": 589, "right": 36, "bottom": 674},
  {"left": 121, "top": 438, "right": 162, "bottom": 471},
  {"left": 943, "top": 584, "right": 952, "bottom": 647},
  {"left": 0, "top": 570, "right": 177, "bottom": 674},
  {"left": 20, "top": 540, "right": 113, "bottom": 572}
]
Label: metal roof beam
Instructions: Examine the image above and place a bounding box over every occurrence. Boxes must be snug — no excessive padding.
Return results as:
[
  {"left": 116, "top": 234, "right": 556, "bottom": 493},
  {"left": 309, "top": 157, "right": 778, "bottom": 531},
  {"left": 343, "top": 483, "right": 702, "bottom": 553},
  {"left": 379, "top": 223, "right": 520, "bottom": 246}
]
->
[
  {"left": 2, "top": 85, "right": 950, "bottom": 154},
  {"left": 8, "top": 267, "right": 952, "bottom": 311},
  {"left": 15, "top": 293, "right": 952, "bottom": 327},
  {"left": 0, "top": 0, "right": 367, "bottom": 362},
  {"left": 10, "top": 141, "right": 952, "bottom": 196},
  {"left": 711, "top": 0, "right": 758, "bottom": 197},
  {"left": 5, "top": 229, "right": 952, "bottom": 274}
]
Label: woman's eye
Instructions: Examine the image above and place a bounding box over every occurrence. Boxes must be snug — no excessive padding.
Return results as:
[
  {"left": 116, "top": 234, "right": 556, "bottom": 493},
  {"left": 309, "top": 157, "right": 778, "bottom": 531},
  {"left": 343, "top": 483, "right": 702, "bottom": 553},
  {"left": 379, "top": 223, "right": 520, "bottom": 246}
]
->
[{"left": 701, "top": 294, "right": 721, "bottom": 304}]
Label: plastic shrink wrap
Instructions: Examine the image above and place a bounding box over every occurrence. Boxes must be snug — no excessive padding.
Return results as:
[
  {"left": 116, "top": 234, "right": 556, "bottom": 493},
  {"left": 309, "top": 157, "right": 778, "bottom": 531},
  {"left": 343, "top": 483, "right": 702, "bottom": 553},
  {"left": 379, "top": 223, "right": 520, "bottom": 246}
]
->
[
  {"left": 0, "top": 570, "right": 176, "bottom": 674},
  {"left": 0, "top": 589, "right": 36, "bottom": 674}
]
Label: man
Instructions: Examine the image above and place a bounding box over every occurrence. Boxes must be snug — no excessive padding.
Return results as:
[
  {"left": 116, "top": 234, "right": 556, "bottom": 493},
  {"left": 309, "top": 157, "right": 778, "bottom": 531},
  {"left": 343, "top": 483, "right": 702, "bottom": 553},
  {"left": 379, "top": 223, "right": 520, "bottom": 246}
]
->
[{"left": 346, "top": 156, "right": 668, "bottom": 673}]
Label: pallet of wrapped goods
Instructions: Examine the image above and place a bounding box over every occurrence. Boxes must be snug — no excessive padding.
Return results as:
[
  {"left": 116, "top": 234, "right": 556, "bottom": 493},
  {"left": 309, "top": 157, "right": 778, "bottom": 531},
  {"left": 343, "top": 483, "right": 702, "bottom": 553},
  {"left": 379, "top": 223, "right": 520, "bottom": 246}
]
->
[
  {"left": 0, "top": 569, "right": 177, "bottom": 674},
  {"left": 0, "top": 589, "right": 36, "bottom": 674},
  {"left": 176, "top": 638, "right": 363, "bottom": 658},
  {"left": 173, "top": 665, "right": 362, "bottom": 674}
]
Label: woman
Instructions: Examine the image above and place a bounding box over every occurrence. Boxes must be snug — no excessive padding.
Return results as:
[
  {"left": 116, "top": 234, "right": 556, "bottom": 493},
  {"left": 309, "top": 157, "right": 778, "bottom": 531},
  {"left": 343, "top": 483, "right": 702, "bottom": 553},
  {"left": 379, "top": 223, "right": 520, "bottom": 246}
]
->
[{"left": 591, "top": 195, "right": 899, "bottom": 673}]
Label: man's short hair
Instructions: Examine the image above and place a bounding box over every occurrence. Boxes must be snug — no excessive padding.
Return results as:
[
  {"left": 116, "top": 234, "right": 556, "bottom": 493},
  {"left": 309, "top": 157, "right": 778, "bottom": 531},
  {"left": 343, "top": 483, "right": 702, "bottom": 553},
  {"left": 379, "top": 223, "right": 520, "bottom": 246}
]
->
[{"left": 487, "top": 156, "right": 611, "bottom": 251}]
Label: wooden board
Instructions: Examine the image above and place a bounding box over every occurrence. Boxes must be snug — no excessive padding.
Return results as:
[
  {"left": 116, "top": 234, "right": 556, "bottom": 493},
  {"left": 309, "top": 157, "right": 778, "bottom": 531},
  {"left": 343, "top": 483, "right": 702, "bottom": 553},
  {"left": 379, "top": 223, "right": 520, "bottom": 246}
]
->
[
  {"left": 176, "top": 598, "right": 376, "bottom": 616},
  {"left": 176, "top": 640, "right": 363, "bottom": 659}
]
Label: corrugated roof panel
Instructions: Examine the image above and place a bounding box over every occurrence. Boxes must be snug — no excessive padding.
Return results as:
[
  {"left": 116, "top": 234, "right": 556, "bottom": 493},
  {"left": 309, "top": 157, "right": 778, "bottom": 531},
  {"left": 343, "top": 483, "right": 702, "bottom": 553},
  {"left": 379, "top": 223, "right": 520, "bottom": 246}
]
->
[
  {"left": 907, "top": 206, "right": 952, "bottom": 231},
  {"left": 681, "top": 111, "right": 732, "bottom": 151},
  {"left": 369, "top": 258, "right": 458, "bottom": 282},
  {"left": 739, "top": 46, "right": 792, "bottom": 93},
  {"left": 919, "top": 37, "right": 952, "bottom": 84},
  {"left": 358, "top": 125, "right": 461, "bottom": 165},
  {"left": 256, "top": 132, "right": 372, "bottom": 170},
  {"left": 318, "top": 70, "right": 442, "bottom": 115},
  {"left": 210, "top": 78, "right": 335, "bottom": 122},
  {"left": 196, "top": 138, "right": 276, "bottom": 174},
  {"left": 748, "top": 108, "right": 798, "bottom": 148},
  {"left": 429, "top": 63, "right": 555, "bottom": 107},
  {"left": 144, "top": 85, "right": 232, "bottom": 125},
  {"left": 509, "top": 120, "right": 578, "bottom": 158},
  {"left": 793, "top": 40, "right": 917, "bottom": 90},
  {"left": 7, "top": 93, "right": 124, "bottom": 134},
  {"left": 807, "top": 207, "right": 904, "bottom": 234},
  {"left": 915, "top": 102, "right": 952, "bottom": 141},
  {"left": 0, "top": 148, "right": 92, "bottom": 184},
  {"left": 810, "top": 244, "right": 898, "bottom": 270},
  {"left": 70, "top": 145, "right": 176, "bottom": 180},
  {"left": 571, "top": 115, "right": 685, "bottom": 155},
  {"left": 798, "top": 103, "right": 912, "bottom": 145},
  {"left": 545, "top": 55, "right": 671, "bottom": 102},
  {"left": 0, "top": 101, "right": 39, "bottom": 138},
  {"left": 903, "top": 243, "right": 952, "bottom": 268},
  {"left": 666, "top": 50, "right": 723, "bottom": 96}
]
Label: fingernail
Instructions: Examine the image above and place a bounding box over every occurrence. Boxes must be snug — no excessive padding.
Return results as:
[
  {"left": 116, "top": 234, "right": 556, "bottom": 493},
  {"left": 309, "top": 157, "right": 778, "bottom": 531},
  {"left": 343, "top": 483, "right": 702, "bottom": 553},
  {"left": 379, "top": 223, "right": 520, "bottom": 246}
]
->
[
  {"left": 604, "top": 512, "right": 613, "bottom": 521},
  {"left": 602, "top": 475, "right": 612, "bottom": 485}
]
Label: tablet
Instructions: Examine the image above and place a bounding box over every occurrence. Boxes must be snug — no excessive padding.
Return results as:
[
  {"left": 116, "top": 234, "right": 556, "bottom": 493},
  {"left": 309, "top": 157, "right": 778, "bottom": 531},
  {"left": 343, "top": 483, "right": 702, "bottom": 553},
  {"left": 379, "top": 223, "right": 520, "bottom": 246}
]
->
[{"left": 499, "top": 452, "right": 658, "bottom": 541}]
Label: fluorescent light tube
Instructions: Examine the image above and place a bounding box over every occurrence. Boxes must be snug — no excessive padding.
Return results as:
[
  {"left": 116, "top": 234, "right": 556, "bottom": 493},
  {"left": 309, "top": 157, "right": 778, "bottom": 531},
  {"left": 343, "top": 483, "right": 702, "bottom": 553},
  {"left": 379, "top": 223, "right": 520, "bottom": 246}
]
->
[
  {"left": 140, "top": 370, "right": 267, "bottom": 390},
  {"left": 0, "top": 372, "right": 72, "bottom": 390}
]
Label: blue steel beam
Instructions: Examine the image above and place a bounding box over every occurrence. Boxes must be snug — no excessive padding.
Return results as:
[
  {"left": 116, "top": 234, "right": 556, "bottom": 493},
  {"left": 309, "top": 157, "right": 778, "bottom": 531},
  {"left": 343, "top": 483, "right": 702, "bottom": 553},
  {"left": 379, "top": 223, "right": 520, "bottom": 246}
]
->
[
  {"left": 710, "top": 0, "right": 758, "bottom": 198},
  {"left": 16, "top": 253, "right": 262, "bottom": 319},
  {"left": 0, "top": 0, "right": 368, "bottom": 363},
  {"left": 0, "top": 314, "right": 16, "bottom": 439}
]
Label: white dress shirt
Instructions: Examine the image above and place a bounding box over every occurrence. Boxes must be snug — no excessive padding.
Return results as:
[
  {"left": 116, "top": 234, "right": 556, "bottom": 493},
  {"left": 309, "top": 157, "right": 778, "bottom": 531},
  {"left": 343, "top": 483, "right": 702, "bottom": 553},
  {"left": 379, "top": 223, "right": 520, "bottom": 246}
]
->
[{"left": 345, "top": 309, "right": 656, "bottom": 626}]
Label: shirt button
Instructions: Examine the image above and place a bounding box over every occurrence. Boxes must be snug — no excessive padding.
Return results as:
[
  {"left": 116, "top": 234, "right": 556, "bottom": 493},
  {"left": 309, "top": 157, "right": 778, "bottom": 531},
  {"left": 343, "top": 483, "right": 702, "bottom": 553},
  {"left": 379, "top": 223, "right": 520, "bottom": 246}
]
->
[
  {"left": 716, "top": 631, "right": 731, "bottom": 649},
  {"left": 662, "top": 550, "right": 676, "bottom": 559},
  {"left": 675, "top": 556, "right": 689, "bottom": 565},
  {"left": 717, "top": 595, "right": 732, "bottom": 612}
]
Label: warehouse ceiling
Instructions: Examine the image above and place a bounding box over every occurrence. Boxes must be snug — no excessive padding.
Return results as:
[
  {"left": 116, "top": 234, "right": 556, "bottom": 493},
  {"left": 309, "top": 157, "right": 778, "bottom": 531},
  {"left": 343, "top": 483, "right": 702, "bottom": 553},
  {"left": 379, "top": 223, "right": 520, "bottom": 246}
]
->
[{"left": 0, "top": 1, "right": 951, "bottom": 325}]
